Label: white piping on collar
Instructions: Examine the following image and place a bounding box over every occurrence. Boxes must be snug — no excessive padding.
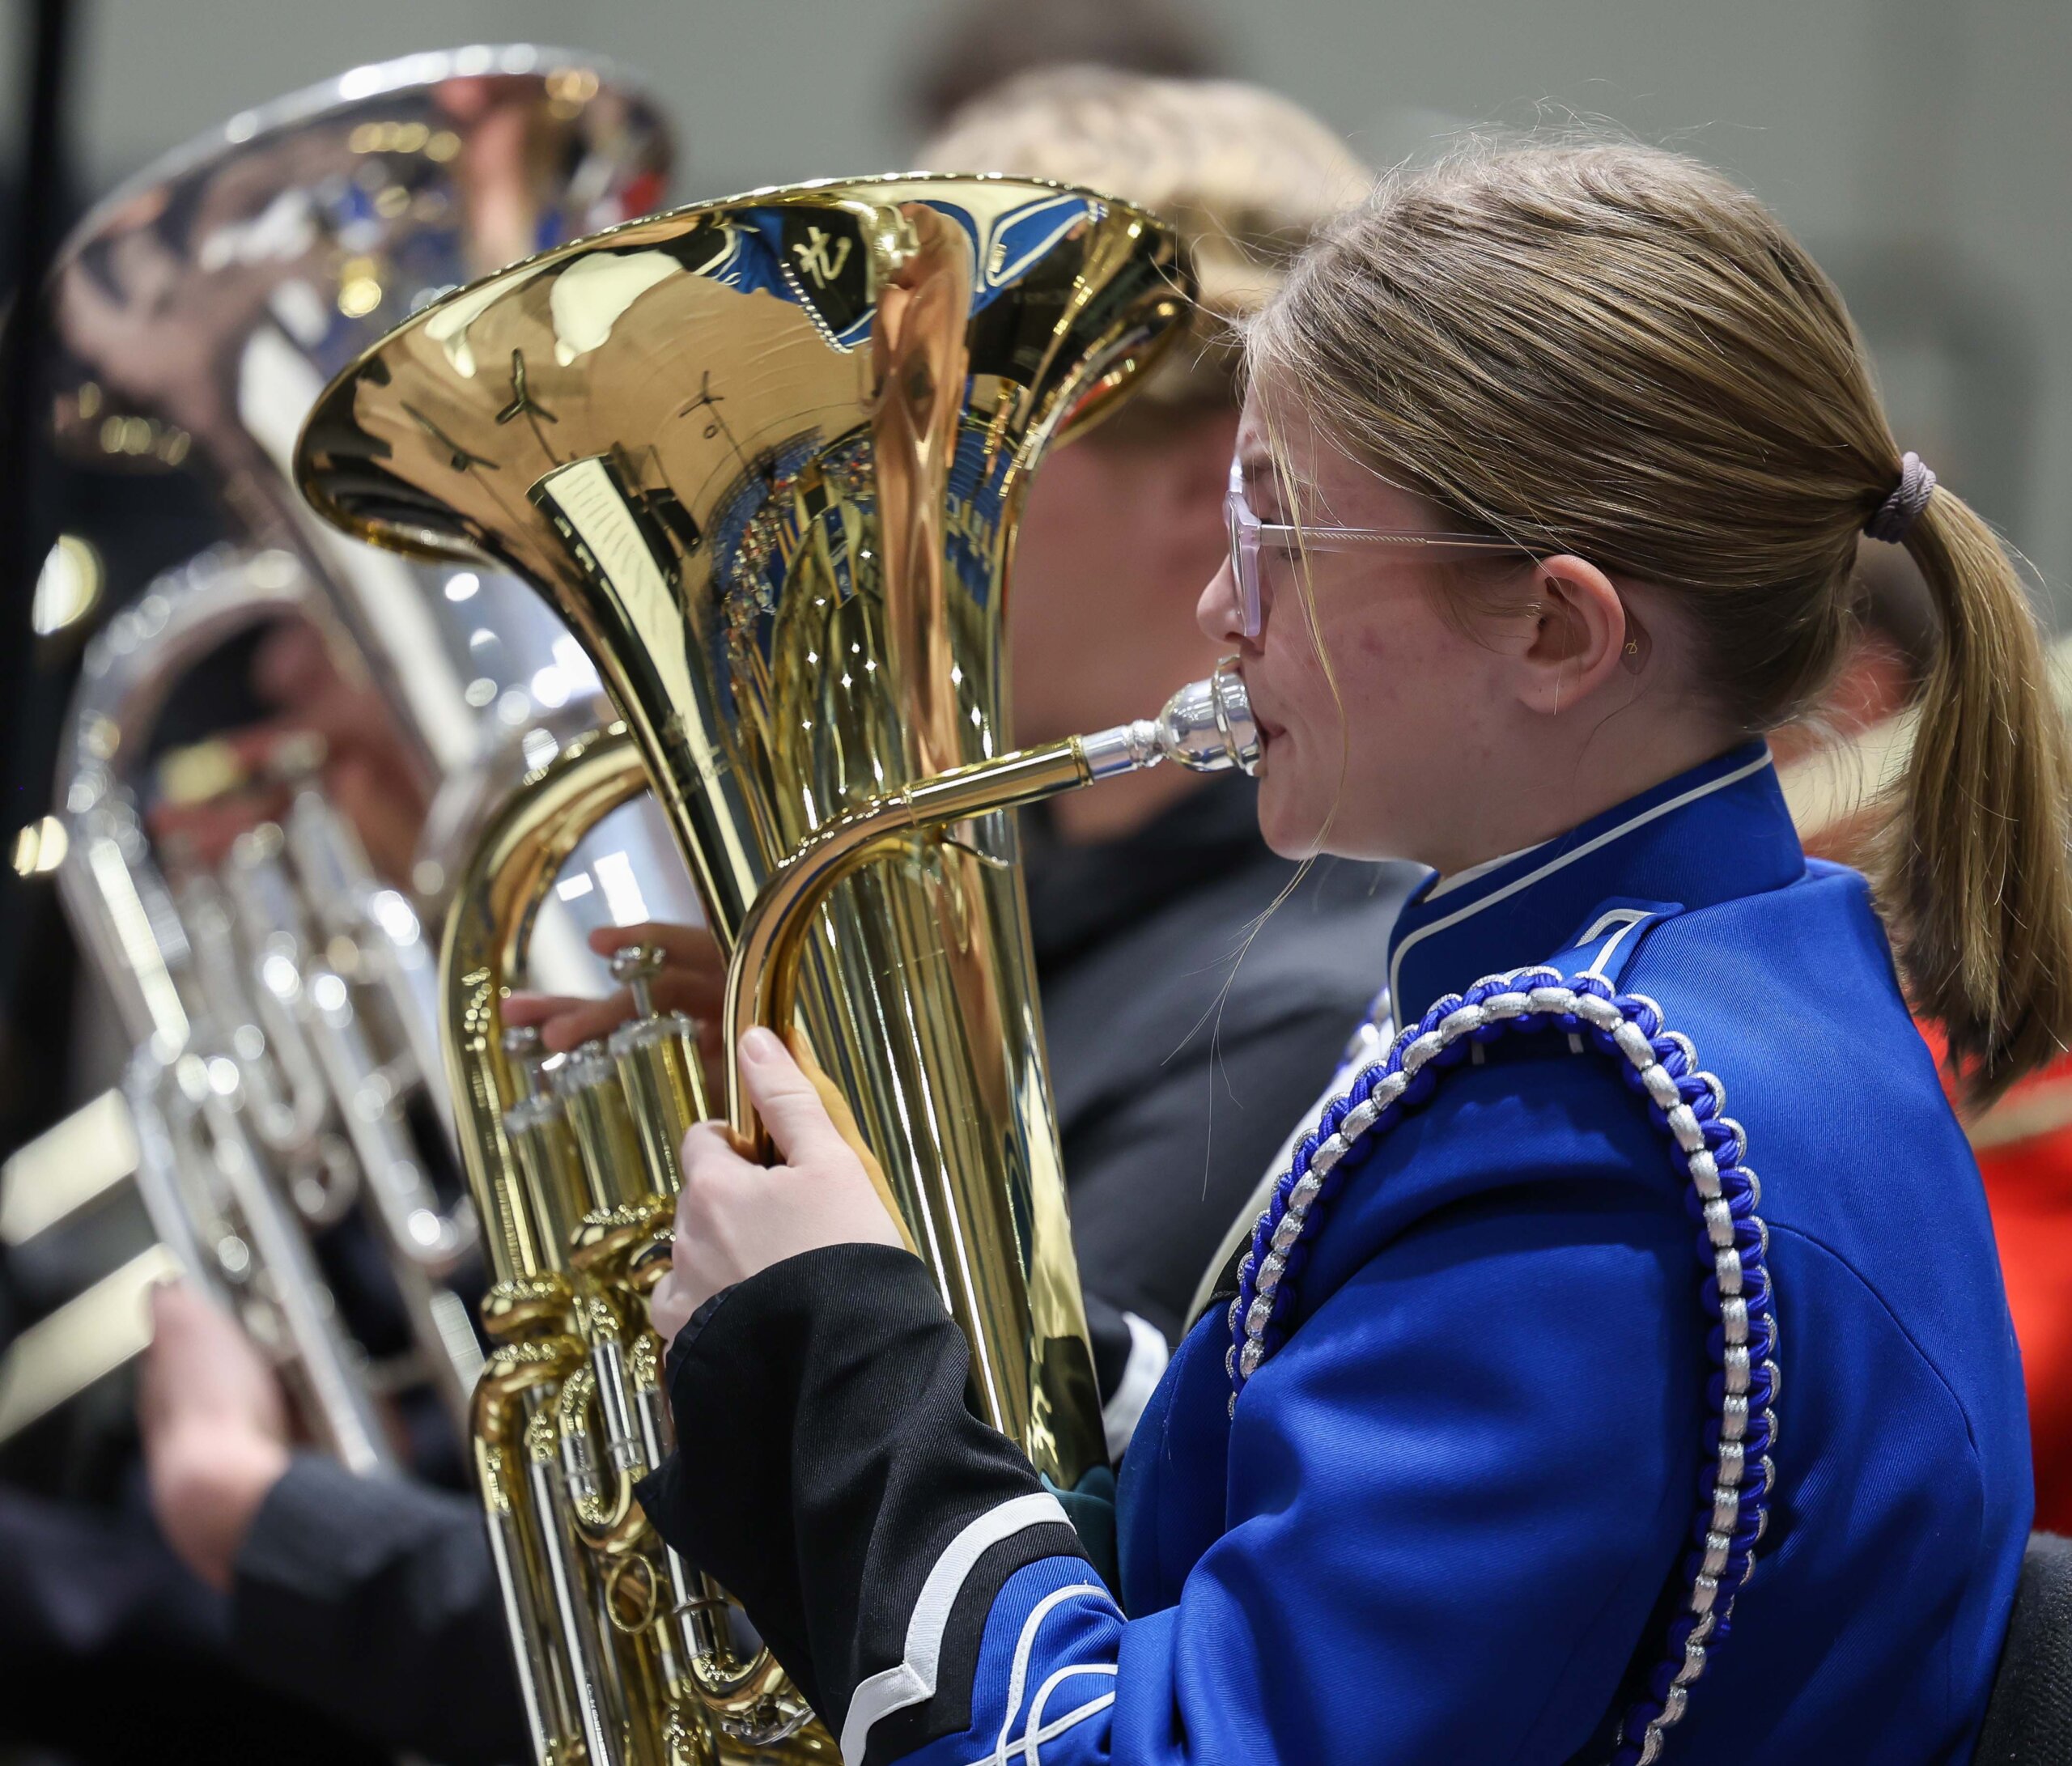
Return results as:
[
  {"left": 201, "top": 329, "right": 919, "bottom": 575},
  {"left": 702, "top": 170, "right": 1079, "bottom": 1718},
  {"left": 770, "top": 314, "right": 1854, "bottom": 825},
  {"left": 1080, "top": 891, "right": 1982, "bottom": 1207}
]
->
[
  {"left": 1386, "top": 750, "right": 1776, "bottom": 1018},
  {"left": 1422, "top": 837, "right": 1550, "bottom": 902},
  {"left": 1577, "top": 907, "right": 1657, "bottom": 979}
]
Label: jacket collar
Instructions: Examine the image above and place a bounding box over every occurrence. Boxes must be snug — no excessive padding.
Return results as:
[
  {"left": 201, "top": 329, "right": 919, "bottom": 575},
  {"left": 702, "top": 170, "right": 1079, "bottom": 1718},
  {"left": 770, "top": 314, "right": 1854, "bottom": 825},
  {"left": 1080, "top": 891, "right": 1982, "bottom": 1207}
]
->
[{"left": 1386, "top": 741, "right": 1802, "bottom": 1021}]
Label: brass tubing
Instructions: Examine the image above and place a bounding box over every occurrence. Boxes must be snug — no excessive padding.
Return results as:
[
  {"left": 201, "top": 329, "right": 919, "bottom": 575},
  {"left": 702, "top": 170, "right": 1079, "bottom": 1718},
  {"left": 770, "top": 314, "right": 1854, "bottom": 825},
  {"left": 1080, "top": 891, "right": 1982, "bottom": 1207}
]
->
[
  {"left": 478, "top": 1441, "right": 568, "bottom": 1764},
  {"left": 677, "top": 736, "right": 1097, "bottom": 1741},
  {"left": 723, "top": 739, "right": 1093, "bottom": 1144},
  {"left": 438, "top": 724, "right": 650, "bottom": 1291},
  {"left": 300, "top": 177, "right": 1209, "bottom": 1763},
  {"left": 527, "top": 1443, "right": 625, "bottom": 1765},
  {"left": 613, "top": 1018, "right": 705, "bottom": 1195},
  {"left": 196, "top": 1081, "right": 396, "bottom": 1475},
  {"left": 474, "top": 1338, "right": 589, "bottom": 1766}
]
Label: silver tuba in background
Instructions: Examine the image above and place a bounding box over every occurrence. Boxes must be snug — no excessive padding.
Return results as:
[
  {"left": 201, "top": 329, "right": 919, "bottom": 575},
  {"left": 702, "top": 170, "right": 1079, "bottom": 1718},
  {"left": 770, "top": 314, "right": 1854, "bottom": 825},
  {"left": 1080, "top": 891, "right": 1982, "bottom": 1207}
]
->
[{"left": 0, "top": 47, "right": 696, "bottom": 1467}]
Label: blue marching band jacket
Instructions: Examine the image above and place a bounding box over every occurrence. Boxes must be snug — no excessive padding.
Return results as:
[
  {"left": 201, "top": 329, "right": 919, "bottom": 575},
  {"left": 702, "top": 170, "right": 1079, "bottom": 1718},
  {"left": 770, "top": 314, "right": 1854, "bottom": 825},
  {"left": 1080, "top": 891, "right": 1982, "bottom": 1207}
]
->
[{"left": 638, "top": 742, "right": 2032, "bottom": 1764}]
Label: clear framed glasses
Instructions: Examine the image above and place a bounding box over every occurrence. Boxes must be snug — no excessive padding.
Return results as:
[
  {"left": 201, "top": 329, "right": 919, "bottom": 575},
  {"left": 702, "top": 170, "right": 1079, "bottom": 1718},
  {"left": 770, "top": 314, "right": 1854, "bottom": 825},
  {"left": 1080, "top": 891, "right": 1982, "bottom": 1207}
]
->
[{"left": 1225, "top": 461, "right": 1531, "bottom": 638}]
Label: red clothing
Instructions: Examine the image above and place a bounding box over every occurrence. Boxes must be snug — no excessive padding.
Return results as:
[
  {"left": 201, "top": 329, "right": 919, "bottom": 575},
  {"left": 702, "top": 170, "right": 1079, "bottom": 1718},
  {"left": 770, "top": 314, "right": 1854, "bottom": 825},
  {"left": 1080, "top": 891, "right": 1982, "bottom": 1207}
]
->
[{"left": 1921, "top": 1029, "right": 2072, "bottom": 1531}]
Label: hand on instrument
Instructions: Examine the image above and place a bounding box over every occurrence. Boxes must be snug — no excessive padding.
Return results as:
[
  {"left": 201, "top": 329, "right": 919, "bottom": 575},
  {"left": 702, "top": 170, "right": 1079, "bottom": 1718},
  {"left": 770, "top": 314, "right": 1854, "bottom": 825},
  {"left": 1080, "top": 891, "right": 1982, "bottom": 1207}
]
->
[
  {"left": 505, "top": 921, "right": 725, "bottom": 1069},
  {"left": 649, "top": 1027, "right": 906, "bottom": 1344},
  {"left": 137, "top": 1281, "right": 293, "bottom": 1592},
  {"left": 147, "top": 620, "right": 430, "bottom": 885}
]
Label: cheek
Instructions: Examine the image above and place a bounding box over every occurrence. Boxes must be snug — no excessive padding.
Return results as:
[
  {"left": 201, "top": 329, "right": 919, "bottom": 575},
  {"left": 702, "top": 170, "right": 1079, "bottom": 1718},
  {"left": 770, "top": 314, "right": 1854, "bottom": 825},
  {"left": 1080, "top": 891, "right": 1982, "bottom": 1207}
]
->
[
  {"left": 1273, "top": 601, "right": 1433, "bottom": 752},
  {"left": 1253, "top": 593, "right": 1490, "bottom": 853},
  {"left": 1344, "top": 597, "right": 1495, "bottom": 727}
]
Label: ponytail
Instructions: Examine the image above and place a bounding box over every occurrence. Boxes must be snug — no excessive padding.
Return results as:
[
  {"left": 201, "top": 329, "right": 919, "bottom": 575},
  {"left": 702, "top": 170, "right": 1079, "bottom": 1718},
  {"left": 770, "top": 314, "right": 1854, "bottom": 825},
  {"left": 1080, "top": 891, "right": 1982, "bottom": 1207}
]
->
[{"left": 1875, "top": 492, "right": 2072, "bottom": 1104}]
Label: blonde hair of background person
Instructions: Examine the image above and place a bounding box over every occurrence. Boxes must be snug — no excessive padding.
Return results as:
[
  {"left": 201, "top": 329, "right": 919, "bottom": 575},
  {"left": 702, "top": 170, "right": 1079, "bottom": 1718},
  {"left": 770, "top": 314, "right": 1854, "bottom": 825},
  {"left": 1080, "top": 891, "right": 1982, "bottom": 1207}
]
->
[
  {"left": 1250, "top": 138, "right": 2072, "bottom": 1104},
  {"left": 923, "top": 64, "right": 1372, "bottom": 419}
]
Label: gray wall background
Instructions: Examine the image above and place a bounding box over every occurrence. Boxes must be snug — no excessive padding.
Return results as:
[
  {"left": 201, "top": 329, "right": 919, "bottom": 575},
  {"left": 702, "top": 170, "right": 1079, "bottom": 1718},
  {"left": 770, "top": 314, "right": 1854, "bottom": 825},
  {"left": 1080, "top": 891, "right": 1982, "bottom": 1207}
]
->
[{"left": 10, "top": 0, "right": 2070, "bottom": 610}]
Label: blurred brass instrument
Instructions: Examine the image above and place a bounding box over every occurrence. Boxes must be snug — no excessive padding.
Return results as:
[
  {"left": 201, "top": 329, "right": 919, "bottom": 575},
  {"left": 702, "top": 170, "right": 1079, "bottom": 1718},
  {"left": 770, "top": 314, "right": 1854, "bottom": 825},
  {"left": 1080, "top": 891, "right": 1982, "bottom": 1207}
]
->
[
  {"left": 295, "top": 176, "right": 1253, "bottom": 1760},
  {"left": 0, "top": 49, "right": 677, "bottom": 1464}
]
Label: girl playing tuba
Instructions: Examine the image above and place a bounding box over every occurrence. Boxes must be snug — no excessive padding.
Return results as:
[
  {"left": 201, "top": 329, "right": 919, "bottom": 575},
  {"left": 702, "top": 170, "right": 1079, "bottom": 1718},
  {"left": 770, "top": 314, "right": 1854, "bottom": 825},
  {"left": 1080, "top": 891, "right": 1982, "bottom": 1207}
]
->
[{"left": 642, "top": 139, "right": 2062, "bottom": 1764}]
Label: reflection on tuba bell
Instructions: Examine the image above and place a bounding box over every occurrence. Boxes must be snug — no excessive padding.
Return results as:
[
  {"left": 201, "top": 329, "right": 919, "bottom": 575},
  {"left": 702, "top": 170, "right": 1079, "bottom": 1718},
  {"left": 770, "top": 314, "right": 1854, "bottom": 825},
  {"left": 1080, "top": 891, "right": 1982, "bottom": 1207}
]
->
[
  {"left": 0, "top": 49, "right": 686, "bottom": 1462},
  {"left": 296, "top": 176, "right": 1256, "bottom": 1760}
]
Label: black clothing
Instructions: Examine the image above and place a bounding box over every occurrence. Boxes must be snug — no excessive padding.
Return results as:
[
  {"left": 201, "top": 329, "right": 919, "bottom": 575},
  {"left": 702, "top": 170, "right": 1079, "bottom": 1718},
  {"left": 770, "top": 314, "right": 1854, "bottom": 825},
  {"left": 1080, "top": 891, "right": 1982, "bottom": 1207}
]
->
[
  {"left": 233, "top": 1454, "right": 529, "bottom": 1765},
  {"left": 636, "top": 1243, "right": 1076, "bottom": 1756},
  {"left": 0, "top": 462, "right": 360, "bottom": 1766},
  {"left": 0, "top": 1479, "right": 385, "bottom": 1766},
  {"left": 224, "top": 782, "right": 1414, "bottom": 1760},
  {"left": 1027, "top": 779, "right": 1413, "bottom": 1340},
  {"left": 1975, "top": 1532, "right": 2072, "bottom": 1765}
]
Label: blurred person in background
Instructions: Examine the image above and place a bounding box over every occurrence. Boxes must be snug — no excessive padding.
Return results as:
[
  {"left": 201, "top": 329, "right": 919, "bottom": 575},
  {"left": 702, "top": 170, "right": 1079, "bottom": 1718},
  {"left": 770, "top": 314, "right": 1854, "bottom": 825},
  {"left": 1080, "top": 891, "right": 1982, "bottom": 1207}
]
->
[
  {"left": 0, "top": 56, "right": 667, "bottom": 1765},
  {"left": 0, "top": 164, "right": 400, "bottom": 1762},
  {"left": 134, "top": 65, "right": 1411, "bottom": 1761},
  {"left": 140, "top": 620, "right": 431, "bottom": 887},
  {"left": 0, "top": 331, "right": 396, "bottom": 1766},
  {"left": 1959, "top": 963, "right": 2072, "bottom": 1538}
]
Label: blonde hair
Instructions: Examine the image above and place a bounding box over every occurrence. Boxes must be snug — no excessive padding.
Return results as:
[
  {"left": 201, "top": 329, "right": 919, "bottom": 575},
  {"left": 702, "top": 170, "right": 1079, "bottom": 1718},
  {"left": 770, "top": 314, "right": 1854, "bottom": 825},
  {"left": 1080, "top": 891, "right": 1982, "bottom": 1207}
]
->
[
  {"left": 919, "top": 65, "right": 1369, "bottom": 413},
  {"left": 1250, "top": 139, "right": 2072, "bottom": 1102}
]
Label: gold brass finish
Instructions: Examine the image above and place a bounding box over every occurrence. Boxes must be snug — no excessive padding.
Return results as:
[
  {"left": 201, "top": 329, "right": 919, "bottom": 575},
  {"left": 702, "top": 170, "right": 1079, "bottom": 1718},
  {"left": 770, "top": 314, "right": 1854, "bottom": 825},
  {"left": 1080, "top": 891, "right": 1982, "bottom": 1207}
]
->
[
  {"left": 301, "top": 173, "right": 1191, "bottom": 1476},
  {"left": 432, "top": 679, "right": 1252, "bottom": 1766},
  {"left": 303, "top": 176, "right": 1195, "bottom": 1762},
  {"left": 440, "top": 725, "right": 825, "bottom": 1761},
  {"left": 723, "top": 739, "right": 1086, "bottom": 1142},
  {"left": 443, "top": 724, "right": 650, "bottom": 1301}
]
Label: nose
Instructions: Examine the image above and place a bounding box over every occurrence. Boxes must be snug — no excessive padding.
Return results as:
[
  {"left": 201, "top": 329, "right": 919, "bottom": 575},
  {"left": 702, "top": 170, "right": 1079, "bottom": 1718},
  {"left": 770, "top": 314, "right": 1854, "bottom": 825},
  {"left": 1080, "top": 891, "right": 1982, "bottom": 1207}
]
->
[{"left": 1198, "top": 558, "right": 1245, "bottom": 646}]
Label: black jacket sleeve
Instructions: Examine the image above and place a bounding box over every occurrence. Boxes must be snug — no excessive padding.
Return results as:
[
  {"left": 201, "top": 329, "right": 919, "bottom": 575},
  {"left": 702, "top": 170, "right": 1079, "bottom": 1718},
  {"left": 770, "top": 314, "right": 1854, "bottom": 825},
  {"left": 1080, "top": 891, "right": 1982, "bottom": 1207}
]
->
[
  {"left": 231, "top": 1454, "right": 528, "bottom": 1766},
  {"left": 635, "top": 1243, "right": 1089, "bottom": 1754}
]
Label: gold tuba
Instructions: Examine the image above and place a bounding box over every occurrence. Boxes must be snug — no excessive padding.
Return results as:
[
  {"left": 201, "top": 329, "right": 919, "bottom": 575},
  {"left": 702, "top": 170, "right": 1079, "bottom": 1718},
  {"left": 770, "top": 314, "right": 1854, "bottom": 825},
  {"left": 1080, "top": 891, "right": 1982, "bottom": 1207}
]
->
[{"left": 295, "top": 176, "right": 1254, "bottom": 1762}]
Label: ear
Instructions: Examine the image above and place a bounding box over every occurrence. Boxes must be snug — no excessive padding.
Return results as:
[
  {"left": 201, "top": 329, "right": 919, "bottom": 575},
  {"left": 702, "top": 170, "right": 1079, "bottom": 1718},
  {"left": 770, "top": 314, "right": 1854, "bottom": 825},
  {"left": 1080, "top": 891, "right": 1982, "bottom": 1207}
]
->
[{"left": 1512, "top": 554, "right": 1631, "bottom": 717}]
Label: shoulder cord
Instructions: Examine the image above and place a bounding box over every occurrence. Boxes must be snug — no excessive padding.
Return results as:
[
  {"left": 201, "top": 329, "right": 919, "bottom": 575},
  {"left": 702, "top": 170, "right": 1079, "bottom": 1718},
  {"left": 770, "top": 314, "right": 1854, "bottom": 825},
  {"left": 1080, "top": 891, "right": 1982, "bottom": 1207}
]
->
[{"left": 1227, "top": 967, "right": 1778, "bottom": 1766}]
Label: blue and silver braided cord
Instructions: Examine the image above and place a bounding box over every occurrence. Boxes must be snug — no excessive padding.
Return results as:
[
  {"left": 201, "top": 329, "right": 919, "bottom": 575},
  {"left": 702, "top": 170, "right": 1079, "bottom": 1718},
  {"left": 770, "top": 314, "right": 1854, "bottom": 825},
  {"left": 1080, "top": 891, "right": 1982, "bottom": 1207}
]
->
[{"left": 1225, "top": 968, "right": 1779, "bottom": 1766}]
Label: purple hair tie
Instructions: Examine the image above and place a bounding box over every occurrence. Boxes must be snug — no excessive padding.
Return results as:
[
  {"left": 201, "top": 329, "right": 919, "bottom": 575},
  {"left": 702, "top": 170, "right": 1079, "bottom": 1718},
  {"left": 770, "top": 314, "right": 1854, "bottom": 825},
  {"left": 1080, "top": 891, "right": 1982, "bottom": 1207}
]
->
[{"left": 1866, "top": 452, "right": 1937, "bottom": 544}]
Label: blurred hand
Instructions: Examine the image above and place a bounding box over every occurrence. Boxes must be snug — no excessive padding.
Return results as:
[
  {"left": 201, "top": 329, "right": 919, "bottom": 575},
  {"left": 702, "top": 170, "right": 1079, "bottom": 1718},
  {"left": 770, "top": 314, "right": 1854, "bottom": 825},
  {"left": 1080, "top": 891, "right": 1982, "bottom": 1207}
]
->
[
  {"left": 505, "top": 920, "right": 725, "bottom": 1076},
  {"left": 648, "top": 1028, "right": 906, "bottom": 1344},
  {"left": 137, "top": 1282, "right": 293, "bottom": 1592},
  {"left": 147, "top": 621, "right": 430, "bottom": 885}
]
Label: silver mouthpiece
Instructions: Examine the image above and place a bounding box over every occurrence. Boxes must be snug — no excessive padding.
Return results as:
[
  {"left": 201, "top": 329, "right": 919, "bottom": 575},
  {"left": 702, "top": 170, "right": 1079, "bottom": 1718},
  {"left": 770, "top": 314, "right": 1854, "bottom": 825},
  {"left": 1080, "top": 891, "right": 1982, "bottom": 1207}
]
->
[{"left": 1078, "top": 657, "right": 1263, "bottom": 781}]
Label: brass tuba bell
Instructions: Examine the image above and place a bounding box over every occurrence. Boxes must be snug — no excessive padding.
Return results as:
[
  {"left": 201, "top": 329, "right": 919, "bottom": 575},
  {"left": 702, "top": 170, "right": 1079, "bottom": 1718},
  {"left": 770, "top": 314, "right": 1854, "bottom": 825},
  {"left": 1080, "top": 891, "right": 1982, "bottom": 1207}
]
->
[{"left": 296, "top": 177, "right": 1248, "bottom": 1762}]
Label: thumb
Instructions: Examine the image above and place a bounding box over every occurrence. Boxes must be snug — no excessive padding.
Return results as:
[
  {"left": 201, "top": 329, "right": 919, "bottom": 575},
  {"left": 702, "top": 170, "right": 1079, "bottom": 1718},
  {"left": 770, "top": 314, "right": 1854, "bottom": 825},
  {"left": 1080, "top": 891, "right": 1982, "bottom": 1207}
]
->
[
  {"left": 738, "top": 1025, "right": 852, "bottom": 1170},
  {"left": 138, "top": 1280, "right": 190, "bottom": 1433},
  {"left": 650, "top": 1263, "right": 695, "bottom": 1347},
  {"left": 148, "top": 1277, "right": 202, "bottom": 1344}
]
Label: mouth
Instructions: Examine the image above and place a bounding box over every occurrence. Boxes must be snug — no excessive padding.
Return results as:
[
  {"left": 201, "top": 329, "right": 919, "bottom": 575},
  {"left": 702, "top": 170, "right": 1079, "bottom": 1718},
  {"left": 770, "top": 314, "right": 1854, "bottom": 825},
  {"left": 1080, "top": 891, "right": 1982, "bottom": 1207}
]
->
[{"left": 1230, "top": 662, "right": 1284, "bottom": 745}]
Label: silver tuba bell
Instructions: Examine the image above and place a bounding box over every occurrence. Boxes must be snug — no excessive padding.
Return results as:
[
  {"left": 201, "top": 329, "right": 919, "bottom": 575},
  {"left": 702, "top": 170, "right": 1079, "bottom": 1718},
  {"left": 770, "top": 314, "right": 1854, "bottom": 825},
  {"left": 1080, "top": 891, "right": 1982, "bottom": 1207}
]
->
[{"left": 0, "top": 47, "right": 696, "bottom": 1466}]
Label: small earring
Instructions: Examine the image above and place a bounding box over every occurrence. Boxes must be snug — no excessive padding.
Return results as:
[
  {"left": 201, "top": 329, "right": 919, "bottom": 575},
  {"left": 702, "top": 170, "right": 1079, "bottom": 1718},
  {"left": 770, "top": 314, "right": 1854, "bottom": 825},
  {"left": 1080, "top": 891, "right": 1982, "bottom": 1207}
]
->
[{"left": 1623, "top": 639, "right": 1639, "bottom": 656}]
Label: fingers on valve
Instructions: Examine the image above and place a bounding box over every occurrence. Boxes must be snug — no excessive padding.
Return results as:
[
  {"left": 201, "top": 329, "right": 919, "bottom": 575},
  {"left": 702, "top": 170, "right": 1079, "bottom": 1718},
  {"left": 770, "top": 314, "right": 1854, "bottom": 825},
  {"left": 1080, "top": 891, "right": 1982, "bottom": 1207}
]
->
[{"left": 678, "top": 1118, "right": 754, "bottom": 1187}]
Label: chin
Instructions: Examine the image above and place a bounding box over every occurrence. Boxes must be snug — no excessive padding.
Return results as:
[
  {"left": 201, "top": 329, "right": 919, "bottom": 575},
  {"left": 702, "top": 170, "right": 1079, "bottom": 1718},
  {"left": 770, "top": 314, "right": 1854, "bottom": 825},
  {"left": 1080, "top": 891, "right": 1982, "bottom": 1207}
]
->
[
  {"left": 1254, "top": 777, "right": 1329, "bottom": 862},
  {"left": 1260, "top": 828, "right": 1318, "bottom": 861}
]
